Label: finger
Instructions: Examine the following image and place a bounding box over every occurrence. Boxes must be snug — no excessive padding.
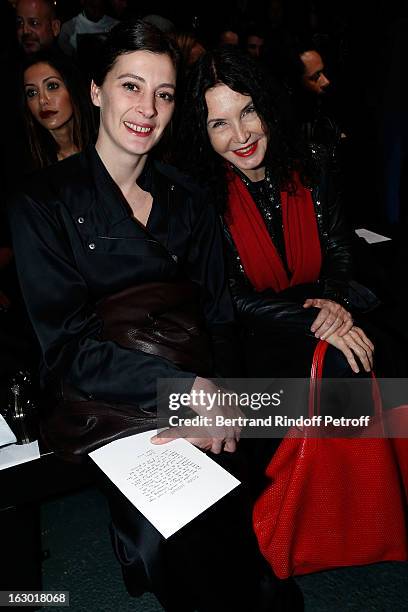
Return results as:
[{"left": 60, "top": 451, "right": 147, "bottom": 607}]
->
[
  {"left": 303, "top": 298, "right": 317, "bottom": 308},
  {"left": 223, "top": 438, "right": 237, "bottom": 453},
  {"left": 151, "top": 425, "right": 196, "bottom": 444},
  {"left": 314, "top": 314, "right": 341, "bottom": 338},
  {"left": 185, "top": 437, "right": 214, "bottom": 451},
  {"left": 348, "top": 328, "right": 374, "bottom": 364},
  {"left": 210, "top": 439, "right": 223, "bottom": 455},
  {"left": 350, "top": 327, "right": 375, "bottom": 352},
  {"left": 349, "top": 327, "right": 373, "bottom": 351},
  {"left": 311, "top": 308, "right": 330, "bottom": 333},
  {"left": 336, "top": 316, "right": 353, "bottom": 337},
  {"left": 345, "top": 335, "right": 372, "bottom": 372},
  {"left": 150, "top": 435, "right": 174, "bottom": 445},
  {"left": 348, "top": 330, "right": 373, "bottom": 370},
  {"left": 319, "top": 316, "right": 344, "bottom": 340},
  {"left": 338, "top": 341, "right": 360, "bottom": 373}
]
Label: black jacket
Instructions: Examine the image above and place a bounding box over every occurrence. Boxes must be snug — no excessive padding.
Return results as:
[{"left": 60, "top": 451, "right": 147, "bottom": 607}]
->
[
  {"left": 8, "top": 147, "right": 236, "bottom": 406},
  {"left": 224, "top": 160, "right": 355, "bottom": 336}
]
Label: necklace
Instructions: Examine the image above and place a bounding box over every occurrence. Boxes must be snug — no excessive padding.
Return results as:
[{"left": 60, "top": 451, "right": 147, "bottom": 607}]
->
[{"left": 238, "top": 167, "right": 282, "bottom": 235}]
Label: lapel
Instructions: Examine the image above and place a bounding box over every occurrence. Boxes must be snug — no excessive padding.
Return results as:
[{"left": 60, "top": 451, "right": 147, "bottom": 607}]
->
[{"left": 52, "top": 146, "right": 177, "bottom": 264}]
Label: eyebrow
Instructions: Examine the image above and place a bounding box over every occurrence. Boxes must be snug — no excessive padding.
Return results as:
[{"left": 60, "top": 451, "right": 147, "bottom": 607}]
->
[
  {"left": 17, "top": 16, "right": 42, "bottom": 21},
  {"left": 207, "top": 100, "right": 254, "bottom": 125},
  {"left": 24, "top": 76, "right": 63, "bottom": 87},
  {"left": 117, "top": 73, "right": 176, "bottom": 89},
  {"left": 308, "top": 70, "right": 323, "bottom": 81}
]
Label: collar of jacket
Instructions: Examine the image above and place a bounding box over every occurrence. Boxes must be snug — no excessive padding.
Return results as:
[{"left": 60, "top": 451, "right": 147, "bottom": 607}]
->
[{"left": 28, "top": 145, "right": 172, "bottom": 234}]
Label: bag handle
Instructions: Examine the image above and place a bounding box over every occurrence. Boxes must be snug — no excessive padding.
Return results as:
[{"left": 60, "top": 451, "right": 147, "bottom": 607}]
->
[
  {"left": 308, "top": 340, "right": 383, "bottom": 426},
  {"left": 308, "top": 340, "right": 328, "bottom": 417}
]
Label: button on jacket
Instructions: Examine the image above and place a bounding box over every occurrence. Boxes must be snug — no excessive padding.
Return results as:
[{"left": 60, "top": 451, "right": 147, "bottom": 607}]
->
[{"left": 8, "top": 147, "right": 235, "bottom": 407}]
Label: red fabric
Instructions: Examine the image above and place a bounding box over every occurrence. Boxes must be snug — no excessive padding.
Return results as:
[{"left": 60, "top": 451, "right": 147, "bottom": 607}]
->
[
  {"left": 253, "top": 340, "right": 408, "bottom": 578},
  {"left": 384, "top": 407, "right": 408, "bottom": 502},
  {"left": 225, "top": 171, "right": 322, "bottom": 292}
]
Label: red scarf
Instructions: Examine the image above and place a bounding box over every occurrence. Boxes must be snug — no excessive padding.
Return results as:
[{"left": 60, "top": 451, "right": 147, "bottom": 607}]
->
[{"left": 225, "top": 171, "right": 322, "bottom": 292}]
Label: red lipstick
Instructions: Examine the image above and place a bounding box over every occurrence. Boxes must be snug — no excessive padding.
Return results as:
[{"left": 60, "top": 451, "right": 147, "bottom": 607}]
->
[
  {"left": 234, "top": 141, "right": 258, "bottom": 157},
  {"left": 39, "top": 110, "right": 57, "bottom": 119}
]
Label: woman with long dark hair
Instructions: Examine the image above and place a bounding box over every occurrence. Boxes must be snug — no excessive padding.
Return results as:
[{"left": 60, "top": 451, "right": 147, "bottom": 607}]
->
[
  {"left": 22, "top": 50, "right": 95, "bottom": 168},
  {"left": 9, "top": 21, "right": 302, "bottom": 612},
  {"left": 176, "top": 46, "right": 375, "bottom": 378}
]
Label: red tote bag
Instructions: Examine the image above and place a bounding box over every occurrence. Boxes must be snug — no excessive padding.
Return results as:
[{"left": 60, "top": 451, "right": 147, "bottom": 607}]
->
[
  {"left": 253, "top": 340, "right": 408, "bottom": 579},
  {"left": 384, "top": 405, "right": 408, "bottom": 502}
]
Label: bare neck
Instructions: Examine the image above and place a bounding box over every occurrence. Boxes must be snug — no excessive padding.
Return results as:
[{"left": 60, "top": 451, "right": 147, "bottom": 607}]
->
[
  {"left": 49, "top": 119, "right": 78, "bottom": 160},
  {"left": 95, "top": 135, "right": 149, "bottom": 197}
]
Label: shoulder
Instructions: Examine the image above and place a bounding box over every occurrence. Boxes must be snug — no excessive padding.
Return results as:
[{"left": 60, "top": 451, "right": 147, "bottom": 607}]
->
[
  {"left": 153, "top": 161, "right": 217, "bottom": 224},
  {"left": 103, "top": 16, "right": 119, "bottom": 27},
  {"left": 153, "top": 161, "right": 210, "bottom": 199},
  {"left": 60, "top": 16, "right": 77, "bottom": 32},
  {"left": 21, "top": 151, "right": 90, "bottom": 198},
  {"left": 10, "top": 151, "right": 93, "bottom": 219}
]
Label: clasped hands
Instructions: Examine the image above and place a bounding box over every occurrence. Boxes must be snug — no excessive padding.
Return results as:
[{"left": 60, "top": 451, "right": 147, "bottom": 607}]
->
[{"left": 304, "top": 297, "right": 374, "bottom": 373}]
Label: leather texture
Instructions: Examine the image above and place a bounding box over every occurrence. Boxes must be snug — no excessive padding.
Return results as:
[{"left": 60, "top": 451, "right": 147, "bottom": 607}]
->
[
  {"left": 253, "top": 340, "right": 408, "bottom": 578},
  {"left": 40, "top": 280, "right": 212, "bottom": 463},
  {"left": 41, "top": 397, "right": 157, "bottom": 463},
  {"left": 95, "top": 281, "right": 212, "bottom": 376},
  {"left": 223, "top": 155, "right": 378, "bottom": 335}
]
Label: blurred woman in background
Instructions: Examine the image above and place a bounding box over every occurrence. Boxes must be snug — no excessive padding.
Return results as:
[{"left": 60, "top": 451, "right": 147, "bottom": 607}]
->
[{"left": 22, "top": 50, "right": 95, "bottom": 168}]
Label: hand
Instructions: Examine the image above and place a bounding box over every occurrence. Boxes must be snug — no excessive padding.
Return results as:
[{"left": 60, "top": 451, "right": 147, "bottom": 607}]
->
[
  {"left": 151, "top": 377, "right": 243, "bottom": 454},
  {"left": 304, "top": 298, "right": 353, "bottom": 339},
  {"left": 325, "top": 326, "right": 374, "bottom": 373}
]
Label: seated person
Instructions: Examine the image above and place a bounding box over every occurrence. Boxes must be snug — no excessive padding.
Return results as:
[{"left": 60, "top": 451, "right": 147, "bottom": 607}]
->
[
  {"left": 176, "top": 46, "right": 374, "bottom": 379},
  {"left": 21, "top": 50, "right": 96, "bottom": 169},
  {"left": 9, "top": 20, "right": 303, "bottom": 612}
]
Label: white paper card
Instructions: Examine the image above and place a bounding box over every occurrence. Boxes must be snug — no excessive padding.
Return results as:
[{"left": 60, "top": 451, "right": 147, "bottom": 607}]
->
[
  {"left": 90, "top": 430, "right": 240, "bottom": 539},
  {"left": 0, "top": 440, "right": 40, "bottom": 470},
  {"left": 355, "top": 228, "right": 392, "bottom": 244},
  {"left": 0, "top": 414, "right": 17, "bottom": 447}
]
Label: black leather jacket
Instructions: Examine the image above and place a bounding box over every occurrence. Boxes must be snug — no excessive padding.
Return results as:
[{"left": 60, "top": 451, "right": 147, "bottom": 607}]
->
[{"left": 223, "top": 157, "right": 355, "bottom": 336}]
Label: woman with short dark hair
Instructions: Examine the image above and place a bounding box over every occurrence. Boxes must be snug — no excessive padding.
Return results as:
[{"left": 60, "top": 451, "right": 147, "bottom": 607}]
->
[{"left": 10, "top": 21, "right": 302, "bottom": 612}]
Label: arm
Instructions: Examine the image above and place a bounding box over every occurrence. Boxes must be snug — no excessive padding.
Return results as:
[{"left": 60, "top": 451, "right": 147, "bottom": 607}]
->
[
  {"left": 184, "top": 197, "right": 241, "bottom": 377},
  {"left": 151, "top": 194, "right": 242, "bottom": 451},
  {"left": 8, "top": 192, "right": 194, "bottom": 408},
  {"left": 58, "top": 21, "right": 76, "bottom": 57},
  {"left": 317, "top": 158, "right": 353, "bottom": 301},
  {"left": 224, "top": 228, "right": 319, "bottom": 336},
  {"left": 301, "top": 162, "right": 355, "bottom": 338}
]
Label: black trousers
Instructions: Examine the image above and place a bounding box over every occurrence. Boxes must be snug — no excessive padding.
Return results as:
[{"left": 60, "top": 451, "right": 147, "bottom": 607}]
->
[{"left": 94, "top": 443, "right": 281, "bottom": 612}]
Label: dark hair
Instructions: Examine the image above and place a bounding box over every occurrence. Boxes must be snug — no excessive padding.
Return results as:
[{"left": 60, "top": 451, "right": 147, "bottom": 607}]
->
[
  {"left": 92, "top": 19, "right": 180, "bottom": 161},
  {"left": 175, "top": 46, "right": 313, "bottom": 212},
  {"left": 92, "top": 19, "right": 180, "bottom": 86},
  {"left": 22, "top": 51, "right": 96, "bottom": 169}
]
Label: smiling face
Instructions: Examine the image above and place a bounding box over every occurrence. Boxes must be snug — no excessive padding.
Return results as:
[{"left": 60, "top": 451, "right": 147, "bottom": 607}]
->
[
  {"left": 91, "top": 50, "right": 176, "bottom": 164},
  {"left": 24, "top": 62, "right": 74, "bottom": 131},
  {"left": 205, "top": 84, "right": 268, "bottom": 181}
]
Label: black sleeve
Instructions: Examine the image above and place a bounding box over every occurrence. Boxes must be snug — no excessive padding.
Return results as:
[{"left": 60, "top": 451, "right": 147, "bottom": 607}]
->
[
  {"left": 317, "top": 162, "right": 353, "bottom": 302},
  {"left": 184, "top": 197, "right": 240, "bottom": 376},
  {"left": 224, "top": 227, "right": 319, "bottom": 337},
  {"left": 230, "top": 274, "right": 319, "bottom": 336},
  {"left": 8, "top": 192, "right": 194, "bottom": 407}
]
